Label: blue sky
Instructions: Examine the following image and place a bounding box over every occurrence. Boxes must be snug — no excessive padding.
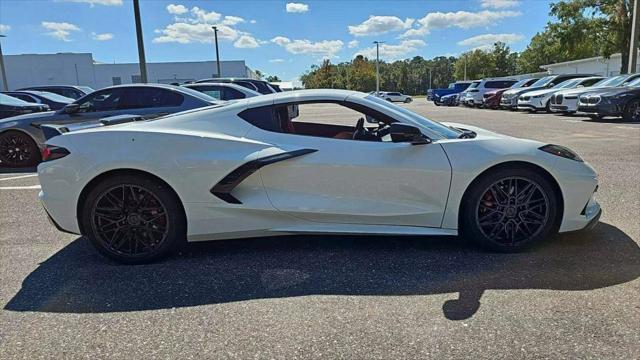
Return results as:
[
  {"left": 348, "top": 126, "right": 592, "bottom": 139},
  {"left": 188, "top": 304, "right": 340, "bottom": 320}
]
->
[{"left": 0, "top": 0, "right": 554, "bottom": 81}]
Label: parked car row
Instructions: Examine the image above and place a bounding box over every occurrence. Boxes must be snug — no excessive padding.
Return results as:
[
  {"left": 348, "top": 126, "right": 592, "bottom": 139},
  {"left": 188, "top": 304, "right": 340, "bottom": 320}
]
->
[
  {"left": 429, "top": 73, "right": 640, "bottom": 122},
  {"left": 0, "top": 78, "right": 282, "bottom": 168}
]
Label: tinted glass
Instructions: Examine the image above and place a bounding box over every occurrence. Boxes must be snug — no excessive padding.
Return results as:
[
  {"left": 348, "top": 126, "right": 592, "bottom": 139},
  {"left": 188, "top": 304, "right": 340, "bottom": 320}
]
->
[
  {"left": 121, "top": 88, "right": 183, "bottom": 109},
  {"left": 0, "top": 93, "right": 31, "bottom": 105},
  {"left": 510, "top": 79, "right": 531, "bottom": 88},
  {"left": 9, "top": 94, "right": 37, "bottom": 102},
  {"left": 250, "top": 81, "right": 274, "bottom": 94},
  {"left": 485, "top": 80, "right": 516, "bottom": 88},
  {"left": 32, "top": 91, "right": 74, "bottom": 103},
  {"left": 178, "top": 86, "right": 220, "bottom": 103},
  {"left": 530, "top": 76, "right": 554, "bottom": 87},
  {"left": 581, "top": 78, "right": 603, "bottom": 87},
  {"left": 239, "top": 106, "right": 280, "bottom": 132},
  {"left": 223, "top": 87, "right": 246, "bottom": 100},
  {"left": 191, "top": 86, "right": 223, "bottom": 100},
  {"left": 77, "top": 89, "right": 123, "bottom": 112}
]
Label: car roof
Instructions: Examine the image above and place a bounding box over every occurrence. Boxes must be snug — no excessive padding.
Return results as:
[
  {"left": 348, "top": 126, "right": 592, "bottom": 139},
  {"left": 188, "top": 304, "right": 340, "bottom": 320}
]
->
[
  {"left": 239, "top": 89, "right": 367, "bottom": 107},
  {"left": 184, "top": 82, "right": 262, "bottom": 95},
  {"left": 18, "top": 85, "right": 85, "bottom": 90}
]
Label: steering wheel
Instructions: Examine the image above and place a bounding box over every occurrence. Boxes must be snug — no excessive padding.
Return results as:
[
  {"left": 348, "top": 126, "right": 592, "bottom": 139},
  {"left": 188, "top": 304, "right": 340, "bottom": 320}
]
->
[{"left": 352, "top": 118, "right": 366, "bottom": 140}]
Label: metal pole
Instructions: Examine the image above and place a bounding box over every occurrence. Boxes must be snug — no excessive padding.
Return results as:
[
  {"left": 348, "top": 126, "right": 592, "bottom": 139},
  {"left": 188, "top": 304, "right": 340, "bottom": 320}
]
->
[
  {"left": 374, "top": 41, "right": 383, "bottom": 94},
  {"left": 133, "top": 0, "right": 148, "bottom": 83},
  {"left": 0, "top": 35, "right": 8, "bottom": 91},
  {"left": 429, "top": 68, "right": 432, "bottom": 90},
  {"left": 629, "top": 0, "right": 639, "bottom": 74},
  {"left": 464, "top": 56, "right": 467, "bottom": 81},
  {"left": 212, "top": 26, "right": 221, "bottom": 77}
]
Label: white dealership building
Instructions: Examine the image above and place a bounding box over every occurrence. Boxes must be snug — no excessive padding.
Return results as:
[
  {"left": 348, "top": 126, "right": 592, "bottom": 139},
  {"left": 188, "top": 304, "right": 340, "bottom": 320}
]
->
[
  {"left": 1, "top": 52, "right": 259, "bottom": 90},
  {"left": 541, "top": 52, "right": 640, "bottom": 76}
]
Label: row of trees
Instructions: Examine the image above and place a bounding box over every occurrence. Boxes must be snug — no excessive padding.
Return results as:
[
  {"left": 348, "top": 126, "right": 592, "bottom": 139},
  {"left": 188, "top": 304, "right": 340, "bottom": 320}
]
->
[{"left": 296, "top": 0, "right": 635, "bottom": 94}]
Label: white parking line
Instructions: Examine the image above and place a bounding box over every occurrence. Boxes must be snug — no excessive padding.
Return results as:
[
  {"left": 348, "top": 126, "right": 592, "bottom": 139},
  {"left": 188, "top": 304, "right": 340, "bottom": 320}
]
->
[
  {"left": 0, "top": 174, "right": 38, "bottom": 181},
  {"left": 0, "top": 185, "right": 41, "bottom": 190}
]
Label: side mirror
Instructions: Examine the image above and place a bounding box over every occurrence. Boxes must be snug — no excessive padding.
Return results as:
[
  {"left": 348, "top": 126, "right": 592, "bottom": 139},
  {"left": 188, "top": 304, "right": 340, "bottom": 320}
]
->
[
  {"left": 390, "top": 123, "right": 431, "bottom": 145},
  {"left": 63, "top": 103, "right": 80, "bottom": 114}
]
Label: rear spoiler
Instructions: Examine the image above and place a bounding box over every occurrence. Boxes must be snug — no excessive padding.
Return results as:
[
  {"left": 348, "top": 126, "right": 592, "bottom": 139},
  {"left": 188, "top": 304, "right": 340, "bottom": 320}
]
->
[{"left": 40, "top": 114, "right": 160, "bottom": 140}]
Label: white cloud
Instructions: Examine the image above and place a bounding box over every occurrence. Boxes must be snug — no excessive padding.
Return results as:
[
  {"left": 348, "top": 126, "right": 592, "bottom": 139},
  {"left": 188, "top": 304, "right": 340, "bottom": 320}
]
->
[
  {"left": 348, "top": 16, "right": 414, "bottom": 36},
  {"left": 167, "top": 4, "right": 188, "bottom": 15},
  {"left": 91, "top": 32, "right": 114, "bottom": 41},
  {"left": 56, "top": 0, "right": 122, "bottom": 5},
  {"left": 271, "top": 36, "right": 343, "bottom": 58},
  {"left": 457, "top": 33, "right": 523, "bottom": 49},
  {"left": 401, "top": 10, "right": 521, "bottom": 38},
  {"left": 222, "top": 16, "right": 245, "bottom": 26},
  {"left": 269, "top": 58, "right": 286, "bottom": 63},
  {"left": 250, "top": 19, "right": 257, "bottom": 24},
  {"left": 154, "top": 5, "right": 254, "bottom": 45},
  {"left": 286, "top": 3, "right": 309, "bottom": 13},
  {"left": 348, "top": 40, "right": 359, "bottom": 48},
  {"left": 0, "top": 24, "right": 10, "bottom": 34},
  {"left": 234, "top": 35, "right": 260, "bottom": 48},
  {"left": 481, "top": 0, "right": 520, "bottom": 9},
  {"left": 355, "top": 39, "right": 426, "bottom": 60},
  {"left": 41, "top": 21, "right": 81, "bottom": 41}
]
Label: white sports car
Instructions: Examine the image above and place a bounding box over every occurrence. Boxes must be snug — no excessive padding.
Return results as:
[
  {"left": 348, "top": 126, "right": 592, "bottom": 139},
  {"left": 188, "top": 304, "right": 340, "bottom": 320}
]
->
[{"left": 37, "top": 90, "right": 601, "bottom": 263}]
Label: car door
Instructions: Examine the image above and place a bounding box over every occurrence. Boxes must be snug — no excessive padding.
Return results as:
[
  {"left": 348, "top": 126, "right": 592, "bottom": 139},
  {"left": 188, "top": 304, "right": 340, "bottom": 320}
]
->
[{"left": 248, "top": 101, "right": 452, "bottom": 228}]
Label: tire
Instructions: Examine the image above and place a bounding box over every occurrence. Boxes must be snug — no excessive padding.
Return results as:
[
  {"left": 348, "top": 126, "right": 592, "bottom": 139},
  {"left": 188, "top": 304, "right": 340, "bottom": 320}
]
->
[
  {"left": 404, "top": 98, "right": 412, "bottom": 103},
  {"left": 385, "top": 98, "right": 392, "bottom": 102},
  {"left": 588, "top": 114, "right": 603, "bottom": 121},
  {"left": 434, "top": 100, "right": 441, "bottom": 106},
  {"left": 80, "top": 174, "right": 186, "bottom": 264},
  {"left": 623, "top": 99, "right": 640, "bottom": 122},
  {"left": 545, "top": 100, "right": 552, "bottom": 113},
  {"left": 0, "top": 130, "right": 41, "bottom": 168},
  {"left": 460, "top": 167, "right": 558, "bottom": 253}
]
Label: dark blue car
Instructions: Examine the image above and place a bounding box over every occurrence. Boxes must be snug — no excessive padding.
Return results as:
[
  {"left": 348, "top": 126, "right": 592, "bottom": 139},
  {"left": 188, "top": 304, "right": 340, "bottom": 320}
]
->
[
  {"left": 428, "top": 81, "right": 473, "bottom": 104},
  {"left": 3, "top": 91, "right": 74, "bottom": 110}
]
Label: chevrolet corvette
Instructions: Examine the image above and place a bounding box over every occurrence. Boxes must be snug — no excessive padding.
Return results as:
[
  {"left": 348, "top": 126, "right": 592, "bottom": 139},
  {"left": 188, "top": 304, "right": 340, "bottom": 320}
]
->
[{"left": 37, "top": 90, "right": 601, "bottom": 263}]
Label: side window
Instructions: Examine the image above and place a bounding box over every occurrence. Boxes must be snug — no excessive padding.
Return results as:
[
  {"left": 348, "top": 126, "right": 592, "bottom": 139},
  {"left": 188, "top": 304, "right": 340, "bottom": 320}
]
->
[
  {"left": 235, "top": 81, "right": 259, "bottom": 92},
  {"left": 195, "top": 86, "right": 223, "bottom": 100},
  {"left": 222, "top": 87, "right": 246, "bottom": 100},
  {"left": 239, "top": 106, "right": 280, "bottom": 132},
  {"left": 77, "top": 89, "right": 123, "bottom": 112},
  {"left": 121, "top": 88, "right": 183, "bottom": 109},
  {"left": 582, "top": 78, "right": 601, "bottom": 87},
  {"left": 12, "top": 94, "right": 36, "bottom": 102}
]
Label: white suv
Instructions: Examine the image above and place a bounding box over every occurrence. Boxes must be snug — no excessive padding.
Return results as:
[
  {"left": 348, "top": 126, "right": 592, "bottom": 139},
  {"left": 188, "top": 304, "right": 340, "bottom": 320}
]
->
[
  {"left": 462, "top": 78, "right": 518, "bottom": 106},
  {"left": 378, "top": 91, "right": 413, "bottom": 103}
]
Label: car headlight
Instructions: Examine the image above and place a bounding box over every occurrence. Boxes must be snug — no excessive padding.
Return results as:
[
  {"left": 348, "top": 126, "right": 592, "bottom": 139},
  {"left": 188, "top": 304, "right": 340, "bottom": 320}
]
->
[{"left": 539, "top": 144, "right": 583, "bottom": 162}]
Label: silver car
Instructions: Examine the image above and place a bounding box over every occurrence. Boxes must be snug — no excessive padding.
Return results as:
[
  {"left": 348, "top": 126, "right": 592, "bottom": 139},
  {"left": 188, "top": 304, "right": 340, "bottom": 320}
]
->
[{"left": 0, "top": 84, "right": 219, "bottom": 167}]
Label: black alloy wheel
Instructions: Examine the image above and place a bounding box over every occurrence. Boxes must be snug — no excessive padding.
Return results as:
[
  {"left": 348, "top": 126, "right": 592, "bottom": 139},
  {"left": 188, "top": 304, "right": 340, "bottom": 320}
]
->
[
  {"left": 623, "top": 99, "right": 640, "bottom": 122},
  {"left": 82, "top": 174, "right": 186, "bottom": 264},
  {"left": 461, "top": 167, "right": 558, "bottom": 252},
  {"left": 0, "top": 131, "right": 41, "bottom": 167}
]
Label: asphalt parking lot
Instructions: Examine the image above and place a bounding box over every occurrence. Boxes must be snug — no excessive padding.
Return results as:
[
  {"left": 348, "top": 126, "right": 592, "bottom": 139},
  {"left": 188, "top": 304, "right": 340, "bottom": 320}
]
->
[{"left": 1, "top": 102, "right": 639, "bottom": 359}]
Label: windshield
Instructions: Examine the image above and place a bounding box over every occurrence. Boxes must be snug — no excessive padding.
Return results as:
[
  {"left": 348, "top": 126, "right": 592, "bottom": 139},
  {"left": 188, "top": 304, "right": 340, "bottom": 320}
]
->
[
  {"left": 30, "top": 91, "right": 74, "bottom": 103},
  {"left": 77, "top": 86, "right": 94, "bottom": 94},
  {"left": 365, "top": 95, "right": 461, "bottom": 139},
  {"left": 510, "top": 79, "right": 531, "bottom": 88},
  {"left": 0, "top": 93, "right": 32, "bottom": 106},
  {"left": 626, "top": 77, "right": 640, "bottom": 87},
  {"left": 591, "top": 75, "right": 625, "bottom": 87},
  {"left": 553, "top": 79, "right": 580, "bottom": 89},
  {"left": 529, "top": 76, "right": 555, "bottom": 88},
  {"left": 178, "top": 86, "right": 225, "bottom": 104},
  {"left": 467, "top": 81, "right": 480, "bottom": 89}
]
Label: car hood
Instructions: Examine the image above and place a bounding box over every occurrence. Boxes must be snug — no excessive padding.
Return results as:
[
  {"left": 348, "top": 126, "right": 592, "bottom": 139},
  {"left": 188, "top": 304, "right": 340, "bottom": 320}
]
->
[
  {"left": 585, "top": 86, "right": 639, "bottom": 97},
  {"left": 523, "top": 88, "right": 559, "bottom": 97},
  {"left": 0, "top": 110, "right": 57, "bottom": 126},
  {"left": 554, "top": 87, "right": 599, "bottom": 96},
  {"left": 502, "top": 87, "right": 542, "bottom": 97}
]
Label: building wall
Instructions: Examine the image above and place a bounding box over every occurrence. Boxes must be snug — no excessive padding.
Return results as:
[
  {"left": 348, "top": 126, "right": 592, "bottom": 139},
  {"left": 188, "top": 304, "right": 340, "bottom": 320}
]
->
[
  {"left": 542, "top": 53, "right": 640, "bottom": 76},
  {"left": 3, "top": 53, "right": 257, "bottom": 90}
]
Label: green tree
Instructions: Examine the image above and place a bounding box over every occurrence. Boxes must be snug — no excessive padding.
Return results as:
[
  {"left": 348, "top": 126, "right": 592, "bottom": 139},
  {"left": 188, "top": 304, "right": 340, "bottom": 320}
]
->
[{"left": 265, "top": 75, "right": 281, "bottom": 82}]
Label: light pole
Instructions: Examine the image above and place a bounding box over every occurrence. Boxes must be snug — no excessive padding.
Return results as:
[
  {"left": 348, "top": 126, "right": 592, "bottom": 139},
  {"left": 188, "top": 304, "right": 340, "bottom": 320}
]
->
[
  {"left": 373, "top": 41, "right": 384, "bottom": 94},
  {"left": 0, "top": 35, "right": 8, "bottom": 91},
  {"left": 133, "top": 0, "right": 148, "bottom": 83},
  {"left": 629, "top": 0, "right": 639, "bottom": 73},
  {"left": 212, "top": 26, "right": 221, "bottom": 77},
  {"left": 428, "top": 67, "right": 432, "bottom": 91}
]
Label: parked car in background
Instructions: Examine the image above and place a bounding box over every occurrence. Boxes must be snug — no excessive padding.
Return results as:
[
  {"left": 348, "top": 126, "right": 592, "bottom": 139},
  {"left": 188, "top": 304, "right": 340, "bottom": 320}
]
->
[
  {"left": 0, "top": 93, "right": 50, "bottom": 120},
  {"left": 183, "top": 82, "right": 261, "bottom": 101},
  {"left": 195, "top": 78, "right": 277, "bottom": 94},
  {"left": 3, "top": 90, "right": 74, "bottom": 110},
  {"left": 378, "top": 91, "right": 412, "bottom": 103},
  {"left": 517, "top": 76, "right": 603, "bottom": 112},
  {"left": 16, "top": 85, "right": 94, "bottom": 100},
  {"left": 500, "top": 74, "right": 595, "bottom": 110},
  {"left": 0, "top": 84, "right": 219, "bottom": 167},
  {"left": 578, "top": 80, "right": 640, "bottom": 121},
  {"left": 438, "top": 92, "right": 461, "bottom": 106},
  {"left": 550, "top": 74, "right": 640, "bottom": 114},
  {"left": 461, "top": 78, "right": 518, "bottom": 107},
  {"left": 270, "top": 83, "right": 284, "bottom": 92},
  {"left": 429, "top": 81, "right": 472, "bottom": 104},
  {"left": 482, "top": 78, "right": 537, "bottom": 109}
]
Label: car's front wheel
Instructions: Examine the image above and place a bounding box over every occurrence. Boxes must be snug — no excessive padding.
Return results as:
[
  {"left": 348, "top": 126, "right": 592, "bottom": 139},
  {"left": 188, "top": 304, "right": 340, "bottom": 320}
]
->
[
  {"left": 80, "top": 174, "right": 186, "bottom": 264},
  {"left": 623, "top": 99, "right": 640, "bottom": 122},
  {"left": 0, "top": 130, "right": 41, "bottom": 168},
  {"left": 404, "top": 98, "right": 412, "bottom": 103},
  {"left": 461, "top": 167, "right": 558, "bottom": 252}
]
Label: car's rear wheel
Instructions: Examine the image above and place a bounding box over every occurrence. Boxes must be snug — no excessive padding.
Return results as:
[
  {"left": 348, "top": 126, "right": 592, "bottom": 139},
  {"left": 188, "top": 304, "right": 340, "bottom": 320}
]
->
[
  {"left": 80, "top": 174, "right": 186, "bottom": 264},
  {"left": 623, "top": 99, "right": 640, "bottom": 122},
  {"left": 0, "top": 130, "right": 41, "bottom": 168},
  {"left": 461, "top": 167, "right": 558, "bottom": 252}
]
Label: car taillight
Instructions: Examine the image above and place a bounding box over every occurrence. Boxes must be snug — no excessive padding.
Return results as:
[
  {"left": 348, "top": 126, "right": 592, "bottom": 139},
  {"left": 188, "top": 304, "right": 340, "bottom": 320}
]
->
[{"left": 42, "top": 145, "right": 70, "bottom": 162}]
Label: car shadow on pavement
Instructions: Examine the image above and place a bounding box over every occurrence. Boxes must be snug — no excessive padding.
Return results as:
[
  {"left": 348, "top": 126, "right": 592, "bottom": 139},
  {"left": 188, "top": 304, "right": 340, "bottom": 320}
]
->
[
  {"left": 5, "top": 222, "right": 639, "bottom": 320},
  {"left": 0, "top": 166, "right": 37, "bottom": 174}
]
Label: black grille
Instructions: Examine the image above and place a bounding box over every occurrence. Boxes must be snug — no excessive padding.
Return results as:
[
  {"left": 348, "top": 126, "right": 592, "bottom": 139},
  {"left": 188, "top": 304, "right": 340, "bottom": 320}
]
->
[
  {"left": 521, "top": 96, "right": 530, "bottom": 101},
  {"left": 588, "top": 97, "right": 600, "bottom": 104},
  {"left": 555, "top": 94, "right": 563, "bottom": 104}
]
